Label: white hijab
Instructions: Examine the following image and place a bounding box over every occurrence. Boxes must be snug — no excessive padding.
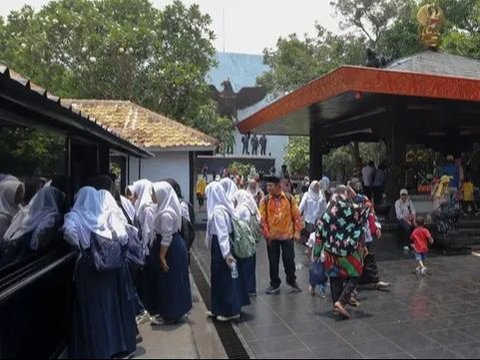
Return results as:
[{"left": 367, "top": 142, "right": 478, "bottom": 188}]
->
[
  {"left": 220, "top": 178, "right": 238, "bottom": 201},
  {"left": 206, "top": 182, "right": 235, "bottom": 242},
  {"left": 63, "top": 187, "right": 112, "bottom": 250},
  {"left": 120, "top": 195, "right": 136, "bottom": 223},
  {"left": 233, "top": 189, "right": 259, "bottom": 220},
  {"left": 3, "top": 186, "right": 64, "bottom": 250},
  {"left": 152, "top": 182, "right": 182, "bottom": 241},
  {"left": 131, "top": 179, "right": 154, "bottom": 216},
  {"left": 0, "top": 178, "right": 24, "bottom": 218},
  {"left": 98, "top": 190, "right": 129, "bottom": 246},
  {"left": 306, "top": 180, "right": 325, "bottom": 215}
]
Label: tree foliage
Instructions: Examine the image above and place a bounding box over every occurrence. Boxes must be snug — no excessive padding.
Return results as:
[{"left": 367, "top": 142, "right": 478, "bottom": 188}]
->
[{"left": 0, "top": 0, "right": 229, "bottom": 143}]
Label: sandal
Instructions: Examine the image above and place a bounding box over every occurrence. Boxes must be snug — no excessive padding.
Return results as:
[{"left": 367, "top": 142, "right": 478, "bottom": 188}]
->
[
  {"left": 349, "top": 298, "right": 360, "bottom": 307},
  {"left": 334, "top": 302, "right": 351, "bottom": 319}
]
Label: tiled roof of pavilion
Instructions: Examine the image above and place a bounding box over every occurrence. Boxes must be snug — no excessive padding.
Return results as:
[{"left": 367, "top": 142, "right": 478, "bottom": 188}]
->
[{"left": 388, "top": 50, "right": 480, "bottom": 79}]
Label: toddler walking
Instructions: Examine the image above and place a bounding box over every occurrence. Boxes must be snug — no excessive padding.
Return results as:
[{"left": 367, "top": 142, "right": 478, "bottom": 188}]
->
[
  {"left": 307, "top": 232, "right": 327, "bottom": 299},
  {"left": 410, "top": 216, "right": 434, "bottom": 276}
]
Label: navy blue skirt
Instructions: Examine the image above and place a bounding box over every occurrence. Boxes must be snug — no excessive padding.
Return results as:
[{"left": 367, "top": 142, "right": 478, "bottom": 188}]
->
[
  {"left": 211, "top": 236, "right": 250, "bottom": 317},
  {"left": 238, "top": 253, "right": 257, "bottom": 294},
  {"left": 142, "top": 233, "right": 192, "bottom": 321},
  {"left": 70, "top": 251, "right": 136, "bottom": 359},
  {"left": 157, "top": 233, "right": 192, "bottom": 321}
]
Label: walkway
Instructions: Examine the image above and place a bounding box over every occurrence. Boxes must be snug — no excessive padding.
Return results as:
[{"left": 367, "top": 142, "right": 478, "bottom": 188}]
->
[{"left": 193, "top": 233, "right": 480, "bottom": 359}]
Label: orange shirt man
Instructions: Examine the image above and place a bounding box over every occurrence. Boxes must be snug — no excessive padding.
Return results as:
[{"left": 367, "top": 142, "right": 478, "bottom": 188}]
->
[{"left": 259, "top": 176, "right": 303, "bottom": 294}]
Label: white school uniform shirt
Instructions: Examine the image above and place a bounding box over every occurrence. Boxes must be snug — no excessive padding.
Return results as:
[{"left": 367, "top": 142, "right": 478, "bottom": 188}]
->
[{"left": 152, "top": 182, "right": 182, "bottom": 247}]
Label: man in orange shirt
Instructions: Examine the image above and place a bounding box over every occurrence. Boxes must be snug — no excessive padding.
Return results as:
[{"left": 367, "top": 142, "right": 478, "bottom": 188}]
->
[{"left": 259, "top": 176, "right": 303, "bottom": 294}]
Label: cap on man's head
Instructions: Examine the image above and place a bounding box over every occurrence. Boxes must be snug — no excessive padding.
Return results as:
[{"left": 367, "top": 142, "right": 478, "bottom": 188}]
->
[
  {"left": 447, "top": 155, "right": 455, "bottom": 161},
  {"left": 400, "top": 189, "right": 409, "bottom": 196},
  {"left": 264, "top": 176, "right": 281, "bottom": 184}
]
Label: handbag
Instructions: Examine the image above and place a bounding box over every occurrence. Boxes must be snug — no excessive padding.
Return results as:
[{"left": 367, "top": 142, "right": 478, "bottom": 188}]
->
[{"left": 91, "top": 234, "right": 123, "bottom": 271}]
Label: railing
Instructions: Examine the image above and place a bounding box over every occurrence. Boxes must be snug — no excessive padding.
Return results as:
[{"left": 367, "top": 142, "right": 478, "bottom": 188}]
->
[{"left": 0, "top": 249, "right": 76, "bottom": 304}]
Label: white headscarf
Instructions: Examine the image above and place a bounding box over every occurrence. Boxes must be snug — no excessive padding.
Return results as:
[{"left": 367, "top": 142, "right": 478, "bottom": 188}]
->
[
  {"left": 220, "top": 178, "right": 238, "bottom": 201},
  {"left": 306, "top": 180, "right": 325, "bottom": 216},
  {"left": 120, "top": 195, "right": 136, "bottom": 224},
  {"left": 152, "top": 182, "right": 182, "bottom": 242},
  {"left": 131, "top": 179, "right": 154, "bottom": 216},
  {"left": 206, "top": 182, "right": 235, "bottom": 242},
  {"left": 233, "top": 189, "right": 259, "bottom": 220},
  {"left": 3, "top": 186, "right": 64, "bottom": 250},
  {"left": 206, "top": 182, "right": 234, "bottom": 221},
  {"left": 0, "top": 178, "right": 24, "bottom": 218},
  {"left": 98, "top": 190, "right": 129, "bottom": 246},
  {"left": 63, "top": 187, "right": 112, "bottom": 249}
]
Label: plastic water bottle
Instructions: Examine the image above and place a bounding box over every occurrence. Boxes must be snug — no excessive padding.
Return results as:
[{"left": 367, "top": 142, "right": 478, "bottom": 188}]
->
[{"left": 231, "top": 260, "right": 239, "bottom": 279}]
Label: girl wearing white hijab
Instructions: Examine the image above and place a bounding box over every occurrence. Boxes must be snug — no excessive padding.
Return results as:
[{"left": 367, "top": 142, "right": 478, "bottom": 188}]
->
[
  {"left": 220, "top": 178, "right": 238, "bottom": 202},
  {"left": 145, "top": 182, "right": 192, "bottom": 325},
  {"left": 299, "top": 181, "right": 327, "bottom": 236},
  {"left": 3, "top": 186, "right": 64, "bottom": 252},
  {"left": 98, "top": 190, "right": 129, "bottom": 246},
  {"left": 206, "top": 182, "right": 250, "bottom": 322},
  {"left": 128, "top": 179, "right": 156, "bottom": 249},
  {"left": 64, "top": 187, "right": 136, "bottom": 359},
  {"left": 121, "top": 195, "right": 136, "bottom": 224},
  {"left": 0, "top": 178, "right": 25, "bottom": 241},
  {"left": 233, "top": 190, "right": 259, "bottom": 296}
]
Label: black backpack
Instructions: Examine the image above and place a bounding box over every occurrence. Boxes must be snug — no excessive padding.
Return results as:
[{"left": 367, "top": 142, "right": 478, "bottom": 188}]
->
[{"left": 181, "top": 216, "right": 195, "bottom": 250}]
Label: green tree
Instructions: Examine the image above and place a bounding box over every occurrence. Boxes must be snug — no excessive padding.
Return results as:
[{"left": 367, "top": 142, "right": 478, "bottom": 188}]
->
[
  {"left": 284, "top": 137, "right": 310, "bottom": 178},
  {"left": 0, "top": 0, "right": 228, "bottom": 141}
]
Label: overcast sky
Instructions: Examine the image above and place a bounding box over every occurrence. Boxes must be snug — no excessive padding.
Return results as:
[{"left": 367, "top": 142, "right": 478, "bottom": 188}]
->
[{"left": 0, "top": 0, "right": 339, "bottom": 54}]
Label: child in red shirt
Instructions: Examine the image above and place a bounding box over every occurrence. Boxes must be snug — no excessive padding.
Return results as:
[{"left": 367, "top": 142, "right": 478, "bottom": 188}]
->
[{"left": 410, "top": 216, "right": 434, "bottom": 276}]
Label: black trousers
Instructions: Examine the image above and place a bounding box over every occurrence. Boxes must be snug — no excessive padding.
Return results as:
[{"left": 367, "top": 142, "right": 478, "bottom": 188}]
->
[
  {"left": 359, "top": 243, "right": 380, "bottom": 285},
  {"left": 330, "top": 277, "right": 359, "bottom": 306},
  {"left": 267, "top": 240, "right": 296, "bottom": 288}
]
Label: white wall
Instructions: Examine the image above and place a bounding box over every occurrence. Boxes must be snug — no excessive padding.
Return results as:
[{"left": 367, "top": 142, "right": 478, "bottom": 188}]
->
[
  {"left": 129, "top": 152, "right": 191, "bottom": 201},
  {"left": 232, "top": 130, "right": 289, "bottom": 170}
]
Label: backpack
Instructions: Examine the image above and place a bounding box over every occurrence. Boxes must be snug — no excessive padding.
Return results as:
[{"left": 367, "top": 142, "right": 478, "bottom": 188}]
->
[
  {"left": 91, "top": 234, "right": 123, "bottom": 271},
  {"left": 249, "top": 212, "right": 263, "bottom": 244},
  {"left": 230, "top": 217, "right": 257, "bottom": 259},
  {"left": 125, "top": 224, "right": 146, "bottom": 267},
  {"left": 181, "top": 216, "right": 195, "bottom": 250}
]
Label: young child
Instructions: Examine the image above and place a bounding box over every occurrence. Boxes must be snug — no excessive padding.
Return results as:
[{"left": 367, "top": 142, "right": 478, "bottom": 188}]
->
[
  {"left": 307, "top": 232, "right": 327, "bottom": 299},
  {"left": 410, "top": 216, "right": 434, "bottom": 276},
  {"left": 462, "top": 177, "right": 476, "bottom": 215}
]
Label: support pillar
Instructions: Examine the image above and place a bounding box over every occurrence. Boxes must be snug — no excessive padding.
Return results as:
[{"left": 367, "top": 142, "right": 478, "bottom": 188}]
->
[
  {"left": 385, "top": 105, "right": 407, "bottom": 207},
  {"left": 309, "top": 105, "right": 323, "bottom": 180}
]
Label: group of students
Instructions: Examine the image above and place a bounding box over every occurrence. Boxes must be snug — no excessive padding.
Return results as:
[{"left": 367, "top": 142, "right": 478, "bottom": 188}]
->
[
  {"left": 66, "top": 177, "right": 193, "bottom": 359},
  {"left": 1, "top": 174, "right": 194, "bottom": 359}
]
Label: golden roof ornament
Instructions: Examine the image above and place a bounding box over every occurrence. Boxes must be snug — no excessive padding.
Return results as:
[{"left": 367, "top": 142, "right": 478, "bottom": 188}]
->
[{"left": 417, "top": 4, "right": 444, "bottom": 50}]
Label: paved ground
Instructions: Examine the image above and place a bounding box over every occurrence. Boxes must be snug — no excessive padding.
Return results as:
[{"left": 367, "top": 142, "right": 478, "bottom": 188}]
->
[
  {"left": 193, "top": 232, "right": 480, "bottom": 359},
  {"left": 134, "top": 275, "right": 227, "bottom": 359}
]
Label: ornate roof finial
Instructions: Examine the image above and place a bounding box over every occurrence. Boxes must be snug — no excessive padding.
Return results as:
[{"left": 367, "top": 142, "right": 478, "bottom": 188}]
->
[{"left": 417, "top": 3, "right": 444, "bottom": 50}]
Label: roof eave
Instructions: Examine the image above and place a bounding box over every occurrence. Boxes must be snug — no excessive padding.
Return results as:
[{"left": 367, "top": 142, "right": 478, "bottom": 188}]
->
[{"left": 237, "top": 65, "right": 480, "bottom": 134}]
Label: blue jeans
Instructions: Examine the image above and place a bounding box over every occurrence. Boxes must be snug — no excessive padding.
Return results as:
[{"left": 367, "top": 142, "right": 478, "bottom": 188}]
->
[{"left": 415, "top": 252, "right": 427, "bottom": 262}]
